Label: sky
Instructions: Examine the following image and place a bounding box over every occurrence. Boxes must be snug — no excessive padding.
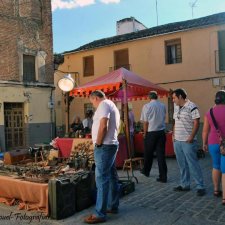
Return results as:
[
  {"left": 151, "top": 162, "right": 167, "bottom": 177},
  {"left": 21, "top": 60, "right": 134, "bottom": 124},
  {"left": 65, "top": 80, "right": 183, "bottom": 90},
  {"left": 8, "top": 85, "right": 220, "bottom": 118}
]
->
[{"left": 52, "top": 0, "right": 225, "bottom": 53}]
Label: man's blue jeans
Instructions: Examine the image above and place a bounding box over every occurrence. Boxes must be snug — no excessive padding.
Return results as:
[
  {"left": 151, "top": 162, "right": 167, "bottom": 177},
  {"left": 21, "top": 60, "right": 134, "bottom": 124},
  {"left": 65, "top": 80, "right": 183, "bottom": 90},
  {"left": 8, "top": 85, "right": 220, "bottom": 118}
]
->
[
  {"left": 94, "top": 144, "right": 119, "bottom": 219},
  {"left": 173, "top": 140, "right": 205, "bottom": 190}
]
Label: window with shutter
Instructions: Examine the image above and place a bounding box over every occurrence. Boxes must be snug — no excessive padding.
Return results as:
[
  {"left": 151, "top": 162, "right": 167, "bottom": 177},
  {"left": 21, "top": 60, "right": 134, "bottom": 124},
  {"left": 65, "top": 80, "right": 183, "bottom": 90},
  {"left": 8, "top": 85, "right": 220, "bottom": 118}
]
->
[
  {"left": 165, "top": 39, "right": 182, "bottom": 64},
  {"left": 23, "top": 55, "right": 36, "bottom": 82},
  {"left": 218, "top": 30, "right": 225, "bottom": 71},
  {"left": 83, "top": 56, "right": 94, "bottom": 76},
  {"left": 114, "top": 49, "right": 130, "bottom": 70}
]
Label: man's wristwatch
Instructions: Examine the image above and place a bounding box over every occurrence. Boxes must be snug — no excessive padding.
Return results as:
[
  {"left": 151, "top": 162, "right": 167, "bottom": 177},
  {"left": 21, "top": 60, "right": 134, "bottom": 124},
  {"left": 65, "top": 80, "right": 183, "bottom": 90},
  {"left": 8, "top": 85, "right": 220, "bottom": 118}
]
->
[{"left": 95, "top": 143, "right": 103, "bottom": 148}]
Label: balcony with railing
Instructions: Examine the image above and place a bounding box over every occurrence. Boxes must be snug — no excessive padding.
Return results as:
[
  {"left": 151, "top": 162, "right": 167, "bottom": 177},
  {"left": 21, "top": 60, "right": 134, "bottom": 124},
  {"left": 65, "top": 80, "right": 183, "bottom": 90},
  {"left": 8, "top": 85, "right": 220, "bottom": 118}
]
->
[
  {"left": 215, "top": 50, "right": 225, "bottom": 73},
  {"left": 109, "top": 64, "right": 131, "bottom": 72}
]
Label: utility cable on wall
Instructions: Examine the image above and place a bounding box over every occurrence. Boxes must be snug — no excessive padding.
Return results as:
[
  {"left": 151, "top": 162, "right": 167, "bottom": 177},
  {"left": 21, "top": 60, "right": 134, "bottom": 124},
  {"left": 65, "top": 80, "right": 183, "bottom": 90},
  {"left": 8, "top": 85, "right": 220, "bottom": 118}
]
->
[{"left": 156, "top": 75, "right": 225, "bottom": 85}]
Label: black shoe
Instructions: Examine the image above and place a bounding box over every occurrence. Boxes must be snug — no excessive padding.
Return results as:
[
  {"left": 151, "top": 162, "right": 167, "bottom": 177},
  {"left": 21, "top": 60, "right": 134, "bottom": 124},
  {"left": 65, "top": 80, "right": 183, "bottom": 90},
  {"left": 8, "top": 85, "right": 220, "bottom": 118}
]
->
[
  {"left": 156, "top": 178, "right": 167, "bottom": 183},
  {"left": 196, "top": 189, "right": 206, "bottom": 196},
  {"left": 140, "top": 170, "right": 149, "bottom": 177},
  {"left": 173, "top": 185, "right": 190, "bottom": 192}
]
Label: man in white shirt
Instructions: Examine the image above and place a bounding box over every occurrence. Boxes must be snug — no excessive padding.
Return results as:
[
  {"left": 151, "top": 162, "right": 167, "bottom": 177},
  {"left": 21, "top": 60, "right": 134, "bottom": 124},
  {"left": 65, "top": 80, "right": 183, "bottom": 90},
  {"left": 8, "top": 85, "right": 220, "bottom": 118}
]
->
[
  {"left": 172, "top": 88, "right": 205, "bottom": 196},
  {"left": 140, "top": 91, "right": 167, "bottom": 183},
  {"left": 84, "top": 90, "right": 120, "bottom": 224}
]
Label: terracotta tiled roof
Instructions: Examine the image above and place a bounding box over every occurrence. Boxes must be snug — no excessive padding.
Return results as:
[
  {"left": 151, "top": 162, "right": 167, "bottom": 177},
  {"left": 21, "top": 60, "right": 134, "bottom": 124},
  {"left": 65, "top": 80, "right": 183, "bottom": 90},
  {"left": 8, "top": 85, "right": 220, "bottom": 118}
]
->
[{"left": 64, "top": 12, "right": 225, "bottom": 54}]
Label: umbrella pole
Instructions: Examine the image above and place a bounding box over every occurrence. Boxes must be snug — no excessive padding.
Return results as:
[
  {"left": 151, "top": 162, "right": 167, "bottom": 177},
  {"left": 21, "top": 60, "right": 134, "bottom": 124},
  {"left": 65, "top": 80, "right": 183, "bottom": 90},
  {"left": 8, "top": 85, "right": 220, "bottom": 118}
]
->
[
  {"left": 65, "top": 92, "right": 70, "bottom": 134},
  {"left": 122, "top": 79, "right": 138, "bottom": 183}
]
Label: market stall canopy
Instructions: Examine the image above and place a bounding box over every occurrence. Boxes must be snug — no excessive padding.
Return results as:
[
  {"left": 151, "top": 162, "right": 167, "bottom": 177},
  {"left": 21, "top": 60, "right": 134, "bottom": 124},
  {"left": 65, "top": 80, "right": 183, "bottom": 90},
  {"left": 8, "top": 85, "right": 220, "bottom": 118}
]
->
[{"left": 70, "top": 68, "right": 168, "bottom": 100}]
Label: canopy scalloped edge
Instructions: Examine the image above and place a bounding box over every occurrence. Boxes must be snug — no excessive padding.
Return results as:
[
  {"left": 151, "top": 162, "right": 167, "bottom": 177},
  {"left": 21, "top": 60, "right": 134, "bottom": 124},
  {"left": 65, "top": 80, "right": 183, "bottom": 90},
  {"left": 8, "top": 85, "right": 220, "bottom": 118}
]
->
[
  {"left": 70, "top": 83, "right": 168, "bottom": 101},
  {"left": 70, "top": 82, "right": 121, "bottom": 97}
]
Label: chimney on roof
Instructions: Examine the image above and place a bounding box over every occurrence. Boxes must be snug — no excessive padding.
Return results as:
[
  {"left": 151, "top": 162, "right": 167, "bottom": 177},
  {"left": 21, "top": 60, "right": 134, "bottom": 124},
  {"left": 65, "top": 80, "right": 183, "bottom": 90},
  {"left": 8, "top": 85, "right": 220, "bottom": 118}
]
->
[{"left": 116, "top": 17, "right": 147, "bottom": 35}]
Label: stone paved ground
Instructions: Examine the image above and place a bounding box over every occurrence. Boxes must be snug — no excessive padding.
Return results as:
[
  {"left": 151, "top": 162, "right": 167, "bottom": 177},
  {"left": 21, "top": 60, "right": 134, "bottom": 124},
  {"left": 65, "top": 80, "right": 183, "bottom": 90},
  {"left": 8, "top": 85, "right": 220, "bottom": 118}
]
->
[{"left": 0, "top": 154, "right": 225, "bottom": 225}]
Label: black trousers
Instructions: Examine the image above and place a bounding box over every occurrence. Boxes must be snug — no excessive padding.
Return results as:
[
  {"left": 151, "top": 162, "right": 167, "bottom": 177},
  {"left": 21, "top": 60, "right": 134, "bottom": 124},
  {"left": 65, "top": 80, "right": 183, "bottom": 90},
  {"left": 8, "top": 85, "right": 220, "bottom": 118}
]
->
[{"left": 143, "top": 130, "right": 167, "bottom": 179}]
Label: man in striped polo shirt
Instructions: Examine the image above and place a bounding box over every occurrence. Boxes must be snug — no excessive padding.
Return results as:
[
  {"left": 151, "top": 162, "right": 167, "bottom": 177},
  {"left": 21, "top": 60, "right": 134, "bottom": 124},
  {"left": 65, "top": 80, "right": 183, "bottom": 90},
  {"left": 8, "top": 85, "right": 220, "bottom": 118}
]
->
[{"left": 172, "top": 89, "right": 205, "bottom": 196}]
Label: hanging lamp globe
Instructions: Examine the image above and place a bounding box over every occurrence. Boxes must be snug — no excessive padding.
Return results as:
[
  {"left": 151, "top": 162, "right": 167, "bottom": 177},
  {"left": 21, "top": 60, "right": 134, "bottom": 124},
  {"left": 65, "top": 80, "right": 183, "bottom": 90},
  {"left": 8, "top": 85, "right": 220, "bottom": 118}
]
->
[{"left": 57, "top": 74, "right": 75, "bottom": 92}]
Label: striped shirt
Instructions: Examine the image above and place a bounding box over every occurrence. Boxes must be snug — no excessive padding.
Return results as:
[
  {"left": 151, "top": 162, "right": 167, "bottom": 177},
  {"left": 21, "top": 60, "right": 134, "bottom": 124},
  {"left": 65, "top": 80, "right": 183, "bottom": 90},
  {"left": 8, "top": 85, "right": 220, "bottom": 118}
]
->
[{"left": 173, "top": 100, "right": 200, "bottom": 141}]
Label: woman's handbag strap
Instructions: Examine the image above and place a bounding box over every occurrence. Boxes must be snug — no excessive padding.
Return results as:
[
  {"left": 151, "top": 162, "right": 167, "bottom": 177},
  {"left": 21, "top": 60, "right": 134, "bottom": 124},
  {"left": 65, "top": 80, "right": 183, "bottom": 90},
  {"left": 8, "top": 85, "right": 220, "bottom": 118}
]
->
[{"left": 210, "top": 108, "right": 219, "bottom": 130}]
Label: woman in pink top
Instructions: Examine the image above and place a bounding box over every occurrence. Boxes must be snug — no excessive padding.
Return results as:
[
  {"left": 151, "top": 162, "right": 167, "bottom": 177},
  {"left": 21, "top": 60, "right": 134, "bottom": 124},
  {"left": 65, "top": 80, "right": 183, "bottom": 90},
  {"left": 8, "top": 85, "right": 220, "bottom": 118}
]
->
[{"left": 202, "top": 90, "right": 225, "bottom": 204}]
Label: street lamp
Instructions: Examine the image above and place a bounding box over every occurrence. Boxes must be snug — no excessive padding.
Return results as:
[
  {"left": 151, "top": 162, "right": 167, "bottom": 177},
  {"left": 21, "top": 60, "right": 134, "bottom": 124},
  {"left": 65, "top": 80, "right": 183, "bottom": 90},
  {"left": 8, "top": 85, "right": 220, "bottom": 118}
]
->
[
  {"left": 57, "top": 74, "right": 75, "bottom": 135},
  {"left": 57, "top": 74, "right": 75, "bottom": 92}
]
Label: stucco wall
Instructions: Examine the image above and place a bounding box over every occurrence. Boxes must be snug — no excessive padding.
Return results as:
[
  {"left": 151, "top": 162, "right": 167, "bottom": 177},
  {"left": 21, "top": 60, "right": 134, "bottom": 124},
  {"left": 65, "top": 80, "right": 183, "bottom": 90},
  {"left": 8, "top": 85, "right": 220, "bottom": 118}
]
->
[
  {"left": 0, "top": 85, "right": 54, "bottom": 150},
  {"left": 0, "top": 86, "right": 53, "bottom": 125},
  {"left": 117, "top": 19, "right": 146, "bottom": 35},
  {"left": 56, "top": 24, "right": 225, "bottom": 128},
  {"left": 25, "top": 123, "right": 54, "bottom": 147}
]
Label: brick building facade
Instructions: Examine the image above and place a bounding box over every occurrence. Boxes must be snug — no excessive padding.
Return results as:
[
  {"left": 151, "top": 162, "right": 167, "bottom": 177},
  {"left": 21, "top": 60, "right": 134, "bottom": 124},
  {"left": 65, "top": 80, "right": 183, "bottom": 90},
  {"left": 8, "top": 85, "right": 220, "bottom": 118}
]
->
[{"left": 0, "top": 0, "right": 54, "bottom": 151}]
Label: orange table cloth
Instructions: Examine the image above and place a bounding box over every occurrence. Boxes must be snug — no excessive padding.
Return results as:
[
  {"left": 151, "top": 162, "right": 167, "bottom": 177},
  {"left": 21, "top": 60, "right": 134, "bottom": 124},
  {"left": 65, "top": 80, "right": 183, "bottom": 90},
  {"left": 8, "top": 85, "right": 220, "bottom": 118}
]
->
[{"left": 0, "top": 175, "right": 48, "bottom": 214}]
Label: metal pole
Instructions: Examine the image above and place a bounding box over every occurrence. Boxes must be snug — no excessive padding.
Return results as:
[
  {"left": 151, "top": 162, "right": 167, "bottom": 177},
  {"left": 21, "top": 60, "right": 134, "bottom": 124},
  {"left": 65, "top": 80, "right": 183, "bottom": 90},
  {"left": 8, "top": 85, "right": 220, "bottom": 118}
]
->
[
  {"left": 64, "top": 92, "right": 70, "bottom": 134},
  {"left": 67, "top": 93, "right": 70, "bottom": 135},
  {"left": 123, "top": 80, "right": 131, "bottom": 158},
  {"left": 190, "top": 0, "right": 198, "bottom": 19},
  {"left": 122, "top": 79, "right": 138, "bottom": 183},
  {"left": 156, "top": 0, "right": 159, "bottom": 26}
]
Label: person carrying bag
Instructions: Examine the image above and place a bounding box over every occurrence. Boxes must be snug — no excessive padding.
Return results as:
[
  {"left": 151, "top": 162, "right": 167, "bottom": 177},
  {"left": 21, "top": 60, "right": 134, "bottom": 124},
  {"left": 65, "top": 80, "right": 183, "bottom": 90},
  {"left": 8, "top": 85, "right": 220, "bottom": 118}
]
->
[
  {"left": 202, "top": 90, "right": 225, "bottom": 205},
  {"left": 210, "top": 108, "right": 225, "bottom": 156}
]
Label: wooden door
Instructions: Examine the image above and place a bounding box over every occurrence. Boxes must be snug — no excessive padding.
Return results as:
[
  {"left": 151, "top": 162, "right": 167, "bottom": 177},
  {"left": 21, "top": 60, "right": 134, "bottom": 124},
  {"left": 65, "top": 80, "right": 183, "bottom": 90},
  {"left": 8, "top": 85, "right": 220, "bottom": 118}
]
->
[{"left": 4, "top": 103, "right": 25, "bottom": 150}]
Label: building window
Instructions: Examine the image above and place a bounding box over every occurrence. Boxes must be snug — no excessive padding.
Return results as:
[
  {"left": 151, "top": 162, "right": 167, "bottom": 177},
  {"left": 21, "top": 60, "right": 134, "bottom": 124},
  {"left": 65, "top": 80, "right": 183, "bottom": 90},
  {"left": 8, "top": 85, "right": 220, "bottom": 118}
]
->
[
  {"left": 83, "top": 56, "right": 94, "bottom": 76},
  {"left": 23, "top": 55, "right": 36, "bottom": 82},
  {"left": 114, "top": 49, "right": 130, "bottom": 70},
  {"left": 165, "top": 39, "right": 182, "bottom": 64},
  {"left": 218, "top": 30, "right": 225, "bottom": 72}
]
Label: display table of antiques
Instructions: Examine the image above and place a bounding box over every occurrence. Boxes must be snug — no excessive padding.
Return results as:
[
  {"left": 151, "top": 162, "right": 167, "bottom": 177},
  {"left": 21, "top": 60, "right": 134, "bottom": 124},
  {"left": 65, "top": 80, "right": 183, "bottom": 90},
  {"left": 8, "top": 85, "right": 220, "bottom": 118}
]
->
[
  {"left": 55, "top": 136, "right": 128, "bottom": 168},
  {"left": 56, "top": 138, "right": 93, "bottom": 158},
  {"left": 0, "top": 136, "right": 136, "bottom": 220},
  {"left": 0, "top": 141, "right": 96, "bottom": 220},
  {"left": 0, "top": 174, "right": 48, "bottom": 213}
]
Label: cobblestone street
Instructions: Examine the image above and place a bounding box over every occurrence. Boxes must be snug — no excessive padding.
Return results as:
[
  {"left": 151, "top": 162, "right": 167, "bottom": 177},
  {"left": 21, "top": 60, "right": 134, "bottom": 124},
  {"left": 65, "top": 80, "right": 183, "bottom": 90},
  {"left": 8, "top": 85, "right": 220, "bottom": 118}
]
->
[{"left": 0, "top": 154, "right": 225, "bottom": 225}]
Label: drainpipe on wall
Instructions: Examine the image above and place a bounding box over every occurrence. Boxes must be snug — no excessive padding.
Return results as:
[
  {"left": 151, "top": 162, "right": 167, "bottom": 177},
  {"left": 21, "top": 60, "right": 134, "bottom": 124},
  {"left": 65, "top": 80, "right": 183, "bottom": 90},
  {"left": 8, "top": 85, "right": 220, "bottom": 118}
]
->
[{"left": 50, "top": 87, "right": 55, "bottom": 140}]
